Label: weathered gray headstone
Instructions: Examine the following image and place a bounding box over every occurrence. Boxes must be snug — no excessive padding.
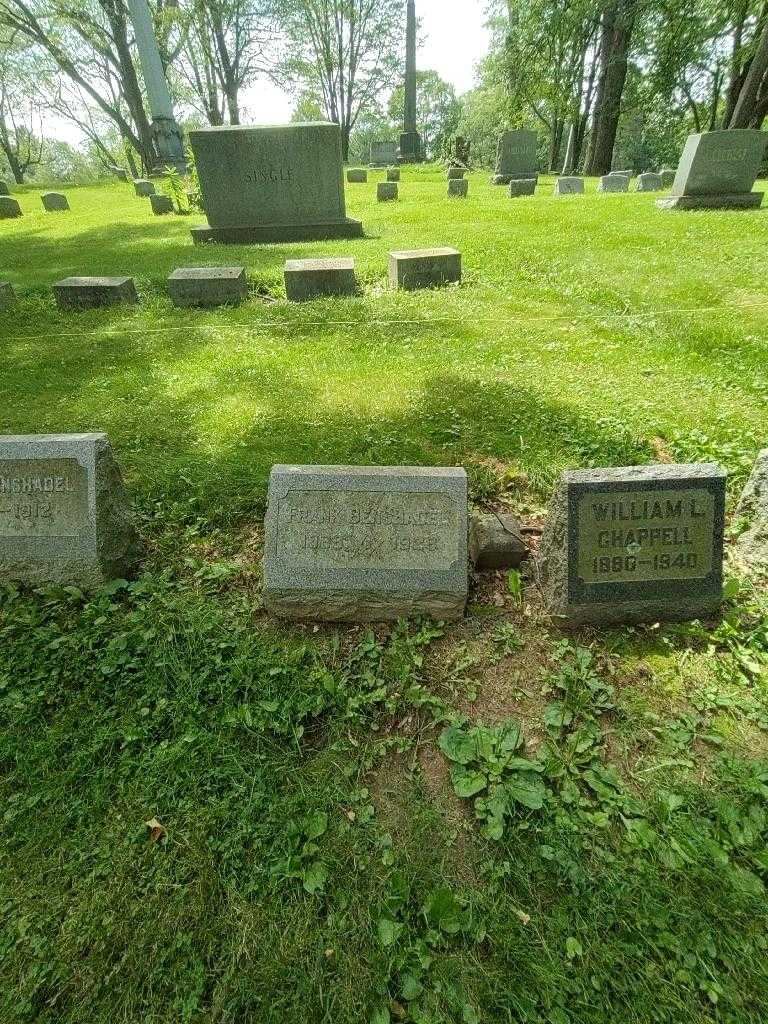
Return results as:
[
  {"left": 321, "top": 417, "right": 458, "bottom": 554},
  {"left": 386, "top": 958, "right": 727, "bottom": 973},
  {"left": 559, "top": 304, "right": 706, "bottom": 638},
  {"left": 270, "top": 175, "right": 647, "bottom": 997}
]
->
[
  {"left": 447, "top": 166, "right": 465, "bottom": 180},
  {"left": 0, "top": 282, "right": 16, "bottom": 310},
  {"left": 387, "top": 167, "right": 401, "bottom": 182},
  {"left": 114, "top": 167, "right": 129, "bottom": 182},
  {"left": 370, "top": 140, "right": 398, "bottom": 167},
  {"left": 0, "top": 196, "right": 22, "bottom": 219},
  {"left": 657, "top": 129, "right": 767, "bottom": 210},
  {"left": 509, "top": 178, "right": 537, "bottom": 197},
  {"left": 133, "top": 179, "right": 156, "bottom": 197},
  {"left": 470, "top": 512, "right": 527, "bottom": 570},
  {"left": 448, "top": 178, "right": 469, "bottom": 198},
  {"left": 492, "top": 129, "right": 538, "bottom": 185},
  {"left": 150, "top": 193, "right": 174, "bottom": 215},
  {"left": 0, "top": 433, "right": 143, "bottom": 588},
  {"left": 610, "top": 169, "right": 633, "bottom": 179},
  {"left": 168, "top": 267, "right": 247, "bottom": 308},
  {"left": 554, "top": 177, "right": 585, "bottom": 196},
  {"left": 636, "top": 172, "right": 663, "bottom": 192},
  {"left": 347, "top": 168, "right": 368, "bottom": 183},
  {"left": 189, "top": 122, "right": 363, "bottom": 243},
  {"left": 660, "top": 168, "right": 676, "bottom": 188},
  {"left": 378, "top": 181, "right": 399, "bottom": 202},
  {"left": 538, "top": 464, "right": 726, "bottom": 625},
  {"left": 263, "top": 464, "right": 468, "bottom": 621},
  {"left": 41, "top": 192, "right": 70, "bottom": 212},
  {"left": 598, "top": 174, "right": 629, "bottom": 193},
  {"left": 389, "top": 248, "right": 461, "bottom": 291},
  {"left": 0, "top": 179, "right": 9, "bottom": 195},
  {"left": 732, "top": 450, "right": 768, "bottom": 578},
  {"left": 284, "top": 258, "right": 357, "bottom": 301},
  {"left": 53, "top": 277, "right": 139, "bottom": 310}
]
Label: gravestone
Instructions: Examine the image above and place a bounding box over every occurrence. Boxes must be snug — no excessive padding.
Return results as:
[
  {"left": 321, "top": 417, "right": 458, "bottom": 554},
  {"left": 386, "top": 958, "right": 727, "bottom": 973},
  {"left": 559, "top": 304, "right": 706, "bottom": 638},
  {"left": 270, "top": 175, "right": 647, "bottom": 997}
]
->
[
  {"left": 54, "top": 277, "right": 139, "bottom": 310},
  {"left": 0, "top": 432, "right": 143, "bottom": 587},
  {"left": 389, "top": 248, "right": 461, "bottom": 290},
  {"left": 554, "top": 177, "right": 585, "bottom": 196},
  {"left": 41, "top": 192, "right": 70, "bottom": 212},
  {"left": 347, "top": 168, "right": 368, "bottom": 183},
  {"left": 0, "top": 282, "right": 16, "bottom": 310},
  {"left": 610, "top": 169, "right": 633, "bottom": 179},
  {"left": 733, "top": 450, "right": 768, "bottom": 578},
  {"left": 133, "top": 179, "right": 156, "bottom": 197},
  {"left": 114, "top": 167, "right": 129, "bottom": 182},
  {"left": 470, "top": 512, "right": 527, "bottom": 570},
  {"left": 150, "top": 194, "right": 174, "bottom": 215},
  {"left": 0, "top": 179, "right": 9, "bottom": 195},
  {"left": 492, "top": 129, "right": 538, "bottom": 185},
  {"left": 598, "top": 174, "right": 628, "bottom": 193},
  {"left": 448, "top": 179, "right": 469, "bottom": 198},
  {"left": 636, "top": 172, "right": 663, "bottom": 192},
  {"left": 660, "top": 168, "right": 676, "bottom": 188},
  {"left": 387, "top": 167, "right": 401, "bottom": 182},
  {"left": 657, "top": 129, "right": 767, "bottom": 210},
  {"left": 284, "top": 258, "right": 357, "bottom": 301},
  {"left": 537, "top": 464, "right": 726, "bottom": 625},
  {"left": 168, "top": 267, "right": 247, "bottom": 308},
  {"left": 189, "top": 122, "right": 363, "bottom": 243},
  {"left": 0, "top": 197, "right": 22, "bottom": 219},
  {"left": 509, "top": 178, "right": 537, "bottom": 197},
  {"left": 447, "top": 166, "right": 465, "bottom": 180},
  {"left": 370, "top": 140, "right": 398, "bottom": 167},
  {"left": 378, "top": 182, "right": 399, "bottom": 202},
  {"left": 452, "top": 136, "right": 471, "bottom": 168},
  {"left": 263, "top": 464, "right": 468, "bottom": 621}
]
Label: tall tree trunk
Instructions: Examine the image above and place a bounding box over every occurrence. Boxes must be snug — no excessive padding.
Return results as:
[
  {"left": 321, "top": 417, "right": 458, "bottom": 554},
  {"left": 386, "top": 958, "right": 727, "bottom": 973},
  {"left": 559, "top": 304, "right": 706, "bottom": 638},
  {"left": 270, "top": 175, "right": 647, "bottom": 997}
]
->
[
  {"left": 584, "top": 0, "right": 636, "bottom": 176},
  {"left": 729, "top": 15, "right": 768, "bottom": 127},
  {"left": 549, "top": 115, "right": 564, "bottom": 171},
  {"left": 723, "top": 3, "right": 750, "bottom": 127},
  {"left": 0, "top": 117, "right": 25, "bottom": 183}
]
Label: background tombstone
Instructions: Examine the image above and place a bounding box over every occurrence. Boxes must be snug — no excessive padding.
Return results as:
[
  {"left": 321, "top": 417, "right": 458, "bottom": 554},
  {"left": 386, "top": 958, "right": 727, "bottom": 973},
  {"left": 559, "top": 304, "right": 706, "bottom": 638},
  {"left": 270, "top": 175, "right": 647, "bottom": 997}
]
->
[
  {"left": 447, "top": 166, "right": 465, "bottom": 179},
  {"left": 598, "top": 174, "right": 629, "bottom": 193},
  {"left": 492, "top": 129, "right": 538, "bottom": 185},
  {"left": 378, "top": 181, "right": 398, "bottom": 202},
  {"left": 387, "top": 167, "right": 401, "bottom": 182},
  {"left": 658, "top": 129, "right": 767, "bottom": 210},
  {"left": 0, "top": 197, "right": 22, "bottom": 218},
  {"left": 263, "top": 464, "right": 468, "bottom": 621},
  {"left": 660, "top": 168, "right": 676, "bottom": 188},
  {"left": 610, "top": 169, "right": 633, "bottom": 179},
  {"left": 168, "top": 267, "right": 247, "bottom": 307},
  {"left": 150, "top": 193, "right": 174, "bottom": 215},
  {"left": 448, "top": 178, "right": 469, "bottom": 198},
  {"left": 41, "top": 192, "right": 70, "bottom": 212},
  {"left": 133, "top": 179, "right": 156, "bottom": 197},
  {"left": 636, "top": 172, "right": 663, "bottom": 192},
  {"left": 189, "top": 122, "right": 363, "bottom": 243},
  {"left": 554, "top": 177, "right": 585, "bottom": 195},
  {"left": 370, "top": 140, "right": 398, "bottom": 167},
  {"left": 347, "top": 168, "right": 368, "bottom": 183},
  {"left": 537, "top": 464, "right": 726, "bottom": 625},
  {"left": 54, "top": 277, "right": 138, "bottom": 310},
  {"left": 0, "top": 432, "right": 143, "bottom": 587},
  {"left": 733, "top": 450, "right": 768, "bottom": 578},
  {"left": 0, "top": 179, "right": 9, "bottom": 195},
  {"left": 509, "top": 178, "right": 536, "bottom": 197},
  {"left": 0, "top": 282, "right": 16, "bottom": 310}
]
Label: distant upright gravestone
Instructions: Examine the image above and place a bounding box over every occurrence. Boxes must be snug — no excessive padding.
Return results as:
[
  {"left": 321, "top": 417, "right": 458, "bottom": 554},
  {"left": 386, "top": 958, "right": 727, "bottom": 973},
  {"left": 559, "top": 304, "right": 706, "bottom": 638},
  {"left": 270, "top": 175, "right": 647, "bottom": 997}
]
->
[
  {"left": 0, "top": 179, "right": 9, "bottom": 195},
  {"left": 0, "top": 196, "right": 22, "bottom": 219},
  {"left": 538, "top": 464, "right": 726, "bottom": 625},
  {"left": 0, "top": 433, "right": 143, "bottom": 587},
  {"left": 264, "top": 465, "right": 468, "bottom": 621},
  {"left": 554, "top": 177, "right": 585, "bottom": 196},
  {"left": 370, "top": 141, "right": 398, "bottom": 167},
  {"left": 41, "top": 192, "right": 70, "bottom": 212},
  {"left": 492, "top": 130, "right": 538, "bottom": 185},
  {"left": 189, "top": 122, "right": 363, "bottom": 243},
  {"left": 636, "top": 172, "right": 662, "bottom": 192},
  {"left": 598, "top": 174, "right": 628, "bottom": 193},
  {"left": 657, "top": 129, "right": 767, "bottom": 210}
]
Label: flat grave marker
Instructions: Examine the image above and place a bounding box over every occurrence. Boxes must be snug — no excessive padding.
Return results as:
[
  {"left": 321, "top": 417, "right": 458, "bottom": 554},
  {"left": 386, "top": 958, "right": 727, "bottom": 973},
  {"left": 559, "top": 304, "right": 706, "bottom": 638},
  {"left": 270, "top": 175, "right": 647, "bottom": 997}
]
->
[
  {"left": 378, "top": 181, "right": 398, "bottom": 202},
  {"left": 389, "top": 248, "right": 461, "bottom": 291},
  {"left": 264, "top": 465, "right": 468, "bottom": 621},
  {"left": 448, "top": 178, "right": 469, "bottom": 197},
  {"left": 387, "top": 167, "right": 401, "bottom": 182},
  {"left": 347, "top": 169, "right": 368, "bottom": 183},
  {"left": 168, "top": 267, "right": 247, "bottom": 308},
  {"left": 598, "top": 174, "right": 628, "bottom": 193},
  {"left": 41, "top": 192, "right": 70, "bottom": 212},
  {"left": 554, "top": 177, "right": 585, "bottom": 196},
  {"left": 54, "top": 277, "right": 138, "bottom": 310},
  {"left": 636, "top": 172, "right": 663, "bottom": 192},
  {"left": 0, "top": 196, "right": 22, "bottom": 219},
  {"left": 150, "top": 194, "right": 174, "bottom": 215},
  {"left": 538, "top": 464, "right": 726, "bottom": 625},
  {"left": 509, "top": 178, "right": 536, "bottom": 197},
  {"left": 284, "top": 258, "right": 356, "bottom": 302}
]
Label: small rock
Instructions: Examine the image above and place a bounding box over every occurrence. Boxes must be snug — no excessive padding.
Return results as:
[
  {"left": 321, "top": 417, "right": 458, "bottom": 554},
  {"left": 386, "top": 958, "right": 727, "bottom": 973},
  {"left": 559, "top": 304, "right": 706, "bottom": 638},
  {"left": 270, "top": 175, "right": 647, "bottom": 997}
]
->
[{"left": 469, "top": 512, "right": 528, "bottom": 570}]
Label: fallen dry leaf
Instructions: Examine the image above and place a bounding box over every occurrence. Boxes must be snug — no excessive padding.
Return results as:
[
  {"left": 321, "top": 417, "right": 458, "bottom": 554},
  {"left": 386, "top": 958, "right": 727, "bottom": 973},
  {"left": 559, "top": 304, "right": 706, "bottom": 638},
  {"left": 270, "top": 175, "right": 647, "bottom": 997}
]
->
[{"left": 145, "top": 817, "right": 167, "bottom": 842}]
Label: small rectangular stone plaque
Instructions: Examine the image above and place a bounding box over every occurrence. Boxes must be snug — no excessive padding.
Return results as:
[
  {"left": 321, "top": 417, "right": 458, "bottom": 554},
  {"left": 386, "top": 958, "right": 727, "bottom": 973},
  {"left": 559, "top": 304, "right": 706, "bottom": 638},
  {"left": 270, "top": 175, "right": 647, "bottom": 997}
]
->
[
  {"left": 264, "top": 465, "right": 468, "bottom": 621},
  {"left": 0, "top": 459, "right": 88, "bottom": 538},
  {"left": 389, "top": 248, "right": 461, "bottom": 290},
  {"left": 538, "top": 464, "right": 726, "bottom": 625}
]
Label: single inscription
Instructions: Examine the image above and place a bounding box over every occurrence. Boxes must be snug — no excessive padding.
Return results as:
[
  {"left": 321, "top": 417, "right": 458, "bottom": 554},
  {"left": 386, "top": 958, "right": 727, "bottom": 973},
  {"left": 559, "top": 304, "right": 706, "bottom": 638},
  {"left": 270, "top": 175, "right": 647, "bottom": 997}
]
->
[
  {"left": 577, "top": 488, "right": 714, "bottom": 584},
  {"left": 0, "top": 458, "right": 88, "bottom": 538},
  {"left": 276, "top": 489, "right": 459, "bottom": 570},
  {"left": 244, "top": 165, "right": 294, "bottom": 185}
]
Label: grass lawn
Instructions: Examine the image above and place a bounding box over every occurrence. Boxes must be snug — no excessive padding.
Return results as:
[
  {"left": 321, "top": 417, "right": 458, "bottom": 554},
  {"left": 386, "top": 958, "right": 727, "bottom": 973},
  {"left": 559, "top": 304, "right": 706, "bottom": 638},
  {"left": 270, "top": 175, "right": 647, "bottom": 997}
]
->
[{"left": 1, "top": 165, "right": 768, "bottom": 1023}]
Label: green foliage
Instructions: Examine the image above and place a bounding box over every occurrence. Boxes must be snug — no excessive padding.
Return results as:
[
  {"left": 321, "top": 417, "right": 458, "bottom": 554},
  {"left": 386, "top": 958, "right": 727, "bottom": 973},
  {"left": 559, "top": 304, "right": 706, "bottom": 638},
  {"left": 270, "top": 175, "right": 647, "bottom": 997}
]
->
[{"left": 161, "top": 164, "right": 191, "bottom": 215}]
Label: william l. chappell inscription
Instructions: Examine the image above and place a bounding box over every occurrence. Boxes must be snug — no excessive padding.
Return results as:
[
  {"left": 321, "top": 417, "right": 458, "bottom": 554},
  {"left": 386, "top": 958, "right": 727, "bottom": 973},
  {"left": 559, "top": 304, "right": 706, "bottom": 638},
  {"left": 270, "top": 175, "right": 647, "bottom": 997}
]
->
[
  {"left": 264, "top": 465, "right": 468, "bottom": 622},
  {"left": 538, "top": 464, "right": 726, "bottom": 625},
  {"left": 0, "top": 433, "right": 143, "bottom": 588}
]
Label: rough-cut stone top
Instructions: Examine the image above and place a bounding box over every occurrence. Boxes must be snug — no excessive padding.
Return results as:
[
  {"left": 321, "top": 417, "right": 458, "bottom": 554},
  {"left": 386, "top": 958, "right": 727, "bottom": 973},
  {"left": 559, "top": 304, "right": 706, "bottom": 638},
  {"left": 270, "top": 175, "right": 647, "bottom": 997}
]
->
[
  {"left": 284, "top": 258, "right": 355, "bottom": 272},
  {"left": 672, "top": 129, "right": 767, "bottom": 197},
  {"left": 55, "top": 277, "right": 133, "bottom": 288},
  {"left": 169, "top": 267, "right": 245, "bottom": 280},
  {"left": 390, "top": 248, "right": 459, "bottom": 260}
]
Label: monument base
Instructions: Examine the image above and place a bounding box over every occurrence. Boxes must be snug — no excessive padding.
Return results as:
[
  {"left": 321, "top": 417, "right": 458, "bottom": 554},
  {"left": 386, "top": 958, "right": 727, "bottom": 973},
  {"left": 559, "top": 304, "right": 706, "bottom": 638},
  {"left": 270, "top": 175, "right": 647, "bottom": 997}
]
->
[
  {"left": 191, "top": 218, "right": 364, "bottom": 245},
  {"left": 656, "top": 193, "right": 763, "bottom": 211},
  {"left": 399, "top": 130, "right": 423, "bottom": 163}
]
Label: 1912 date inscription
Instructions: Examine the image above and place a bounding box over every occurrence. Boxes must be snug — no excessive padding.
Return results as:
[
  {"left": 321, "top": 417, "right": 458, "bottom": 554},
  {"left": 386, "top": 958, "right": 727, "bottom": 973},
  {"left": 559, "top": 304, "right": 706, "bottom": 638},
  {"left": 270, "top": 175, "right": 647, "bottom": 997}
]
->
[
  {"left": 0, "top": 458, "right": 88, "bottom": 538},
  {"left": 577, "top": 488, "right": 714, "bottom": 584},
  {"left": 276, "top": 489, "right": 459, "bottom": 570}
]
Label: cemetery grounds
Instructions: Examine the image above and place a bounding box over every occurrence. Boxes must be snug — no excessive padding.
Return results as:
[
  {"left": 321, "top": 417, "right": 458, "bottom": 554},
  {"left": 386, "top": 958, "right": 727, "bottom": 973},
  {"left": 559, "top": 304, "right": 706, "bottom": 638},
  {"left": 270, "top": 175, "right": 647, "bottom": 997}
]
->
[{"left": 1, "top": 165, "right": 768, "bottom": 1024}]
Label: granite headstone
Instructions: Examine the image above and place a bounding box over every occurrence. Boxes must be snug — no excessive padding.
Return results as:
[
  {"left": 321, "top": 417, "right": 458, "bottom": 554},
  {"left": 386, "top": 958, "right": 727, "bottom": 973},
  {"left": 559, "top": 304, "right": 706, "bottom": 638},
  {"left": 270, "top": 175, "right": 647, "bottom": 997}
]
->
[
  {"left": 657, "top": 130, "right": 766, "bottom": 210},
  {"left": 370, "top": 141, "right": 398, "bottom": 167},
  {"left": 41, "top": 192, "right": 70, "bottom": 212},
  {"left": 492, "top": 129, "right": 538, "bottom": 185}
]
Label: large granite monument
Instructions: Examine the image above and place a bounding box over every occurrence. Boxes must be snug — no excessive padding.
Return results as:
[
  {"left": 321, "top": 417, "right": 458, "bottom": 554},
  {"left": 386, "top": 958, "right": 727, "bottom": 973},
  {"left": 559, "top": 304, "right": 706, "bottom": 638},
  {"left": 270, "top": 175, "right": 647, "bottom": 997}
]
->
[
  {"left": 189, "top": 123, "right": 363, "bottom": 243},
  {"left": 0, "top": 433, "right": 143, "bottom": 587},
  {"left": 263, "top": 465, "right": 468, "bottom": 621},
  {"left": 492, "top": 130, "right": 538, "bottom": 185},
  {"left": 538, "top": 464, "right": 726, "bottom": 625},
  {"left": 657, "top": 129, "right": 766, "bottom": 210},
  {"left": 399, "top": 0, "right": 423, "bottom": 163}
]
